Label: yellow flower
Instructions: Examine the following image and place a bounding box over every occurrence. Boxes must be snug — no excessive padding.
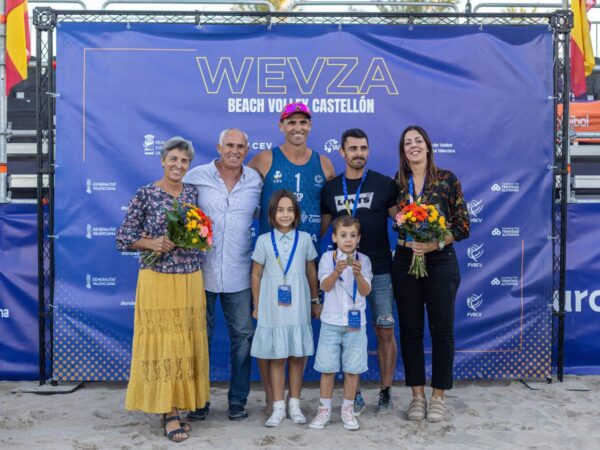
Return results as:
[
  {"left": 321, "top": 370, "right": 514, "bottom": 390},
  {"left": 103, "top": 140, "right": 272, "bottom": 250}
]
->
[
  {"left": 439, "top": 216, "right": 446, "bottom": 225},
  {"left": 192, "top": 238, "right": 198, "bottom": 243},
  {"left": 410, "top": 216, "right": 417, "bottom": 222},
  {"left": 189, "top": 220, "right": 197, "bottom": 229}
]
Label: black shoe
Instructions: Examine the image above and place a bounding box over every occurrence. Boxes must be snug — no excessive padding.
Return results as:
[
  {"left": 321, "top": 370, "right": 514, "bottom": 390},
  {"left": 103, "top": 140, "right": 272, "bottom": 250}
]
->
[
  {"left": 377, "top": 387, "right": 393, "bottom": 413},
  {"left": 228, "top": 404, "right": 248, "bottom": 421},
  {"left": 187, "top": 402, "right": 210, "bottom": 421}
]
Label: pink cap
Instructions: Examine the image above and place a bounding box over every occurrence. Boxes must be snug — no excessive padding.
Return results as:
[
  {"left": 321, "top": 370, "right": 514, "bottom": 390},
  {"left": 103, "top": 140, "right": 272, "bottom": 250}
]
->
[{"left": 280, "top": 102, "right": 311, "bottom": 122}]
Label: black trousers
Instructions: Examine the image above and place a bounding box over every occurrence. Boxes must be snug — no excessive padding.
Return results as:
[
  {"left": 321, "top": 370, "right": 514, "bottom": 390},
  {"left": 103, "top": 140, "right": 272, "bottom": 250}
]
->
[{"left": 392, "top": 244, "right": 460, "bottom": 390}]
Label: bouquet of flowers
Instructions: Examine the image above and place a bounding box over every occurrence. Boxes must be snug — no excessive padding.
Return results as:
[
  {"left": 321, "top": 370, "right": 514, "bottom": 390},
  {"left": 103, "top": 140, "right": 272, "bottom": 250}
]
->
[
  {"left": 142, "top": 201, "right": 213, "bottom": 266},
  {"left": 395, "top": 203, "right": 448, "bottom": 278}
]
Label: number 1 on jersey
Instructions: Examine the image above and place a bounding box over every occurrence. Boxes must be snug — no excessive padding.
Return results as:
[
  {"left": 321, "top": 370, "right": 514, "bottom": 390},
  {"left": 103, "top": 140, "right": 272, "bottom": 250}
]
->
[{"left": 295, "top": 173, "right": 301, "bottom": 193}]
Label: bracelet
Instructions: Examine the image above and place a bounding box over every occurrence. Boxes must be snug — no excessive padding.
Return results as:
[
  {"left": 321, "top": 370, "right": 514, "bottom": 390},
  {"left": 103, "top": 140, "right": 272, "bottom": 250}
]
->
[{"left": 311, "top": 298, "right": 322, "bottom": 305}]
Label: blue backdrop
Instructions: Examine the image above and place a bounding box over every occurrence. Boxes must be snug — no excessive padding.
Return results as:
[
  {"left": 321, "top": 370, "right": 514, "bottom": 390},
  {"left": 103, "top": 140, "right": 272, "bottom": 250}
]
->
[
  {"left": 53, "top": 23, "right": 554, "bottom": 381},
  {"left": 563, "top": 203, "right": 600, "bottom": 374},
  {"left": 0, "top": 204, "right": 39, "bottom": 380}
]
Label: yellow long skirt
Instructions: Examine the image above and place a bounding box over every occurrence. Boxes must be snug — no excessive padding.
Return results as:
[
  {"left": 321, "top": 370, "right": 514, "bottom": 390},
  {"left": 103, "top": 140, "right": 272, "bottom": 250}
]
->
[{"left": 125, "top": 269, "right": 210, "bottom": 414}]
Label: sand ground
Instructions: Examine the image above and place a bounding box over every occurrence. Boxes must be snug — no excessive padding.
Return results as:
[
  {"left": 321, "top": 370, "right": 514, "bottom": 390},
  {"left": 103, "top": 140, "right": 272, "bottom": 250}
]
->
[{"left": 1, "top": 376, "right": 599, "bottom": 449}]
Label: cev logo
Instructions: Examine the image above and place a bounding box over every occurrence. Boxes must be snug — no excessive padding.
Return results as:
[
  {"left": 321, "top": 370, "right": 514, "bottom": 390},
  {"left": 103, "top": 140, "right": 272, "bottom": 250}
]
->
[
  {"left": 467, "top": 294, "right": 483, "bottom": 311},
  {"left": 491, "top": 228, "right": 501, "bottom": 236},
  {"left": 491, "top": 183, "right": 501, "bottom": 192},
  {"left": 491, "top": 278, "right": 501, "bottom": 286},
  {"left": 467, "top": 244, "right": 484, "bottom": 262},
  {"left": 273, "top": 171, "right": 283, "bottom": 182}
]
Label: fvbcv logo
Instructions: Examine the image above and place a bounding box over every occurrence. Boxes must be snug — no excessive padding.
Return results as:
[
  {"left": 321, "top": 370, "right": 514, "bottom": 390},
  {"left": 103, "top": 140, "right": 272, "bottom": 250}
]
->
[{"left": 467, "top": 244, "right": 483, "bottom": 267}]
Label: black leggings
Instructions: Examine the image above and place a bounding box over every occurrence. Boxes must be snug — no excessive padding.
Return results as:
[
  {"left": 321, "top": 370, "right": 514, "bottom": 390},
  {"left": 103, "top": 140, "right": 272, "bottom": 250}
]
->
[{"left": 392, "top": 244, "right": 460, "bottom": 390}]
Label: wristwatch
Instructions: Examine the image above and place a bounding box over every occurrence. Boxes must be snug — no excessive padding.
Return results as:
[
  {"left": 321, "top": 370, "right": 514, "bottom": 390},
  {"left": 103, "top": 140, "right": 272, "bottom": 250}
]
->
[
  {"left": 438, "top": 240, "right": 445, "bottom": 251},
  {"left": 311, "top": 298, "right": 322, "bottom": 305}
]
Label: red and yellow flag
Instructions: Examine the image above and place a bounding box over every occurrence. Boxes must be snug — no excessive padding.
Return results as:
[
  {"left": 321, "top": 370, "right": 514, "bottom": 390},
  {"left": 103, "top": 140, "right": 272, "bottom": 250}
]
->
[
  {"left": 571, "top": 0, "right": 596, "bottom": 98},
  {"left": 5, "top": 0, "right": 30, "bottom": 94}
]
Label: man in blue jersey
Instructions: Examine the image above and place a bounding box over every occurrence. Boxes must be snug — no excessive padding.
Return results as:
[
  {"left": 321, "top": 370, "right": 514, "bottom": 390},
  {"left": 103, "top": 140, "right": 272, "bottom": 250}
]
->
[{"left": 248, "top": 102, "right": 335, "bottom": 417}]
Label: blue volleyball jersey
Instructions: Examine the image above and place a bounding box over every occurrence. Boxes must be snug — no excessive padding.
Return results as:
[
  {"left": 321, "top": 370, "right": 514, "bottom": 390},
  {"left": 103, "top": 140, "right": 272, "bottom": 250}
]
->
[{"left": 259, "top": 146, "right": 326, "bottom": 251}]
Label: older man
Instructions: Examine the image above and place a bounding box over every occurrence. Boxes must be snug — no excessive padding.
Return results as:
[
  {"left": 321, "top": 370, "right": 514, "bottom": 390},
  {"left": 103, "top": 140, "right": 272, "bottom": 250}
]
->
[{"left": 184, "top": 128, "right": 263, "bottom": 421}]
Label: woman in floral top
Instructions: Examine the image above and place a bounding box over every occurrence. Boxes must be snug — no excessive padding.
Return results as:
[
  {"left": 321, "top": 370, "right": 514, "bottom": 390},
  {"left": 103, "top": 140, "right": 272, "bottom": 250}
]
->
[
  {"left": 116, "top": 137, "right": 209, "bottom": 443},
  {"left": 391, "top": 125, "right": 470, "bottom": 424}
]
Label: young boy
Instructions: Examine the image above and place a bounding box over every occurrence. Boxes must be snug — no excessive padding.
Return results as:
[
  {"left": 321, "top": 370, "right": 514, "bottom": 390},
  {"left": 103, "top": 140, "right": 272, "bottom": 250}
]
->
[{"left": 310, "top": 216, "right": 373, "bottom": 431}]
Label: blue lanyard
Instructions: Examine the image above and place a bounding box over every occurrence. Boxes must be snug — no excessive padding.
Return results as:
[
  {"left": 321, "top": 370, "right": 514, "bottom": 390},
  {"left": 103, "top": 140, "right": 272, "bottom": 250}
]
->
[
  {"left": 342, "top": 170, "right": 368, "bottom": 217},
  {"left": 271, "top": 229, "right": 299, "bottom": 282},
  {"left": 333, "top": 251, "right": 358, "bottom": 304},
  {"left": 408, "top": 174, "right": 426, "bottom": 204}
]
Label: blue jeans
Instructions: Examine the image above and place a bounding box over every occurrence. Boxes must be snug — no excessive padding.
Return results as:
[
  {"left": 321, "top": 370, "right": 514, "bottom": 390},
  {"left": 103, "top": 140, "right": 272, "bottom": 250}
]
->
[
  {"left": 206, "top": 289, "right": 254, "bottom": 406},
  {"left": 366, "top": 274, "right": 396, "bottom": 328}
]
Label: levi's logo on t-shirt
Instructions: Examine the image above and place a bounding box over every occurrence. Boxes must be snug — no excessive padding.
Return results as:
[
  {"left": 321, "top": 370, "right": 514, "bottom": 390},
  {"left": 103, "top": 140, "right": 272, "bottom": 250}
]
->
[{"left": 334, "top": 192, "right": 374, "bottom": 212}]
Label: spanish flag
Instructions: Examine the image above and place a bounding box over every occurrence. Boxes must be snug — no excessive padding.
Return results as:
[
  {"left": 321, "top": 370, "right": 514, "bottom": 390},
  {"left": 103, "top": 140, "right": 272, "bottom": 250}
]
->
[
  {"left": 571, "top": 0, "right": 596, "bottom": 98},
  {"left": 5, "top": 0, "right": 30, "bottom": 94}
]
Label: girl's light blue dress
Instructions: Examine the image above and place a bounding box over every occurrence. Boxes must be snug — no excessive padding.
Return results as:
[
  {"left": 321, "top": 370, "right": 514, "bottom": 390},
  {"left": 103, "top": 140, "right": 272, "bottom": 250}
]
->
[{"left": 250, "top": 229, "right": 317, "bottom": 359}]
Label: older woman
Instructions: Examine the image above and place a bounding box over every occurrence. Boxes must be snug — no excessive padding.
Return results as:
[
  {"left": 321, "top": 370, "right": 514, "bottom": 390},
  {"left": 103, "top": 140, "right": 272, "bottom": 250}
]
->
[
  {"left": 392, "top": 126, "right": 470, "bottom": 423},
  {"left": 116, "top": 137, "right": 209, "bottom": 443}
]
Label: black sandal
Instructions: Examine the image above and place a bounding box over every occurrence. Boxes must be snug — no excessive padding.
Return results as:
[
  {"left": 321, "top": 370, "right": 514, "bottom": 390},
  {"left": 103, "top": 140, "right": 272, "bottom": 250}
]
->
[{"left": 162, "top": 414, "right": 189, "bottom": 443}]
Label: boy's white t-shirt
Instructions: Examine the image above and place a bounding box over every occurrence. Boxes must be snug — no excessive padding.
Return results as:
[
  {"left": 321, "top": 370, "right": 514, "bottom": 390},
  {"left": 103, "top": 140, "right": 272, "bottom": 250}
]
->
[{"left": 318, "top": 250, "right": 373, "bottom": 327}]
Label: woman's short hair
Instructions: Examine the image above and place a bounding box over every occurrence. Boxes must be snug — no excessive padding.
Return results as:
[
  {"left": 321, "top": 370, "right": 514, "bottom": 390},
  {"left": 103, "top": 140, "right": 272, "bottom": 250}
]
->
[
  {"left": 332, "top": 215, "right": 361, "bottom": 234},
  {"left": 268, "top": 190, "right": 301, "bottom": 230},
  {"left": 161, "top": 136, "right": 195, "bottom": 161}
]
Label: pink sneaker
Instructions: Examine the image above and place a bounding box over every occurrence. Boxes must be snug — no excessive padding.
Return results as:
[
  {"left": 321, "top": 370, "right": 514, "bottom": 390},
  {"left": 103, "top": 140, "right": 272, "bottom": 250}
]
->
[
  {"left": 309, "top": 406, "right": 331, "bottom": 430},
  {"left": 341, "top": 404, "right": 359, "bottom": 430}
]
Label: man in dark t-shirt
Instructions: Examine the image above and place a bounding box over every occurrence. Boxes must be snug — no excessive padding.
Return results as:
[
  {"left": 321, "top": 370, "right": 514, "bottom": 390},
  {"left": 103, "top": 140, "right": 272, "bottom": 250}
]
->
[{"left": 321, "top": 128, "right": 398, "bottom": 414}]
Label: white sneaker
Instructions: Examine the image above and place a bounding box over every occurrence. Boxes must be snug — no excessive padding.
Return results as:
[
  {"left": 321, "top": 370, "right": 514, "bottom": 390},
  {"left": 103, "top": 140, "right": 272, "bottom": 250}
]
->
[
  {"left": 308, "top": 406, "right": 331, "bottom": 430},
  {"left": 341, "top": 404, "right": 359, "bottom": 430},
  {"left": 287, "top": 400, "right": 307, "bottom": 424},
  {"left": 265, "top": 404, "right": 286, "bottom": 427}
]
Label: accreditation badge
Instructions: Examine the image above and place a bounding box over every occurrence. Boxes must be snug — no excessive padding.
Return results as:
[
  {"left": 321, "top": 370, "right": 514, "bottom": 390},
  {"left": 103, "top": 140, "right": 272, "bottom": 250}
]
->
[
  {"left": 347, "top": 309, "right": 361, "bottom": 331},
  {"left": 278, "top": 284, "right": 292, "bottom": 306}
]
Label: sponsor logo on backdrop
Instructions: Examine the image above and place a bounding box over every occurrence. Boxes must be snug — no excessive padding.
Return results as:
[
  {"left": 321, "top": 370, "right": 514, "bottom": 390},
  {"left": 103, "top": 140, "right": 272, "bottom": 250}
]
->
[
  {"left": 432, "top": 142, "right": 456, "bottom": 154},
  {"left": 85, "top": 178, "right": 117, "bottom": 194},
  {"left": 467, "top": 199, "right": 483, "bottom": 223},
  {"left": 250, "top": 226, "right": 256, "bottom": 238},
  {"left": 466, "top": 294, "right": 483, "bottom": 317},
  {"left": 491, "top": 276, "right": 519, "bottom": 286},
  {"left": 250, "top": 141, "right": 272, "bottom": 151},
  {"left": 120, "top": 300, "right": 135, "bottom": 307},
  {"left": 570, "top": 114, "right": 589, "bottom": 128},
  {"left": 554, "top": 290, "right": 600, "bottom": 313},
  {"left": 197, "top": 57, "right": 398, "bottom": 115},
  {"left": 467, "top": 243, "right": 484, "bottom": 267},
  {"left": 490, "top": 182, "right": 520, "bottom": 193},
  {"left": 301, "top": 210, "right": 308, "bottom": 224},
  {"left": 323, "top": 138, "right": 340, "bottom": 153},
  {"left": 143, "top": 134, "right": 165, "bottom": 156},
  {"left": 491, "top": 227, "right": 520, "bottom": 237},
  {"left": 120, "top": 251, "right": 140, "bottom": 257},
  {"left": 86, "top": 224, "right": 117, "bottom": 239},
  {"left": 0, "top": 308, "right": 9, "bottom": 319},
  {"left": 86, "top": 274, "right": 117, "bottom": 289},
  {"left": 309, "top": 214, "right": 321, "bottom": 223},
  {"left": 334, "top": 193, "right": 374, "bottom": 212}
]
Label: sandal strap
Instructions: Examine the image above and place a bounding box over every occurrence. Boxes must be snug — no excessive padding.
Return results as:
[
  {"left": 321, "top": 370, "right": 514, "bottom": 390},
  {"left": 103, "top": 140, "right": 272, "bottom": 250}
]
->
[
  {"left": 163, "top": 414, "right": 181, "bottom": 424},
  {"left": 166, "top": 427, "right": 188, "bottom": 441}
]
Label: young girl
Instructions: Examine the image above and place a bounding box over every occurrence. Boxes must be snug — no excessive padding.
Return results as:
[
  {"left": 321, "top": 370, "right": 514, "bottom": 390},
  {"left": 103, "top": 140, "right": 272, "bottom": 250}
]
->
[{"left": 250, "top": 190, "right": 319, "bottom": 427}]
